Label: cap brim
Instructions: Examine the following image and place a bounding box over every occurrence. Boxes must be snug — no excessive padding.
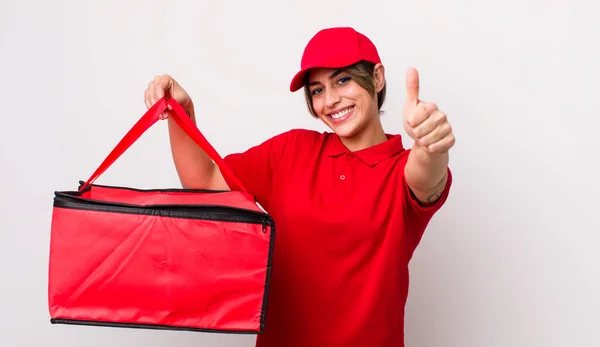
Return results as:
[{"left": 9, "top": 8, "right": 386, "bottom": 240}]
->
[
  {"left": 289, "top": 69, "right": 309, "bottom": 92},
  {"left": 289, "top": 58, "right": 364, "bottom": 92}
]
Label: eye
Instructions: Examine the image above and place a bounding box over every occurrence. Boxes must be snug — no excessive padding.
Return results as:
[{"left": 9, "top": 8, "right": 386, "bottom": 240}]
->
[
  {"left": 337, "top": 76, "right": 352, "bottom": 86},
  {"left": 311, "top": 87, "right": 323, "bottom": 95}
]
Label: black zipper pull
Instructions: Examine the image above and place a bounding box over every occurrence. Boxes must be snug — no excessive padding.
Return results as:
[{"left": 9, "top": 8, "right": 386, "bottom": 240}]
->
[{"left": 261, "top": 218, "right": 268, "bottom": 233}]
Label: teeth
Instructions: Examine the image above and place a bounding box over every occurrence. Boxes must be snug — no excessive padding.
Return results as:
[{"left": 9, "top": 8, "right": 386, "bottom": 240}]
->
[{"left": 331, "top": 108, "right": 352, "bottom": 119}]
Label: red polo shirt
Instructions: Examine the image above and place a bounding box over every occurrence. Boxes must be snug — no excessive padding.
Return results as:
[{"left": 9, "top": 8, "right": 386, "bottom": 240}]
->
[{"left": 223, "top": 129, "right": 452, "bottom": 347}]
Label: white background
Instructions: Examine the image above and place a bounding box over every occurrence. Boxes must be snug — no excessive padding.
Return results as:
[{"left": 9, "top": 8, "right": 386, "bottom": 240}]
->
[{"left": 1, "top": 0, "right": 599, "bottom": 346}]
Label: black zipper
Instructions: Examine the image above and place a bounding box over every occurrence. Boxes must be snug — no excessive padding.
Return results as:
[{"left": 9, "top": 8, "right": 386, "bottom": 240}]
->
[
  {"left": 77, "top": 181, "right": 230, "bottom": 194},
  {"left": 54, "top": 194, "right": 273, "bottom": 231},
  {"left": 50, "top": 318, "right": 263, "bottom": 334}
]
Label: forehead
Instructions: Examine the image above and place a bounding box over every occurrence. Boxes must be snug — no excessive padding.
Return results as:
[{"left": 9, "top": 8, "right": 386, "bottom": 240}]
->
[{"left": 307, "top": 67, "right": 342, "bottom": 83}]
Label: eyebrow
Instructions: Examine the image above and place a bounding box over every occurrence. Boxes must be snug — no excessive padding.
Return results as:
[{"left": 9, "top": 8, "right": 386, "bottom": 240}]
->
[{"left": 308, "top": 69, "right": 344, "bottom": 87}]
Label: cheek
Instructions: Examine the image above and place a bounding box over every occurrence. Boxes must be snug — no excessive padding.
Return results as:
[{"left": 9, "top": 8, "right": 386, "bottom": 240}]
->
[
  {"left": 311, "top": 98, "right": 324, "bottom": 115},
  {"left": 352, "top": 89, "right": 376, "bottom": 112},
  {"left": 343, "top": 84, "right": 366, "bottom": 104}
]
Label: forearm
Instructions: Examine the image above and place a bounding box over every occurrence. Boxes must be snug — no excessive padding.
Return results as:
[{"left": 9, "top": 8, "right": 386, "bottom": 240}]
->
[
  {"left": 401, "top": 67, "right": 454, "bottom": 204},
  {"left": 405, "top": 143, "right": 449, "bottom": 204},
  {"left": 166, "top": 101, "right": 220, "bottom": 189}
]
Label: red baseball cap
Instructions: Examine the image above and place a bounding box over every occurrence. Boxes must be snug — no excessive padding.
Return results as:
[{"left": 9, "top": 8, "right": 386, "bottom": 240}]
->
[{"left": 289, "top": 27, "right": 382, "bottom": 92}]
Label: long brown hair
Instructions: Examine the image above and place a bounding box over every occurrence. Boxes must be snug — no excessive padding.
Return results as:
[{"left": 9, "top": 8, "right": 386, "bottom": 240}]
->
[{"left": 302, "top": 61, "right": 386, "bottom": 118}]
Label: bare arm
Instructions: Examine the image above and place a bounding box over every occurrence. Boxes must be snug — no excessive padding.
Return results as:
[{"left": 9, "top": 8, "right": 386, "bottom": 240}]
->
[
  {"left": 166, "top": 101, "right": 230, "bottom": 190},
  {"left": 402, "top": 68, "right": 455, "bottom": 205},
  {"left": 405, "top": 143, "right": 449, "bottom": 204},
  {"left": 145, "top": 75, "right": 229, "bottom": 191}
]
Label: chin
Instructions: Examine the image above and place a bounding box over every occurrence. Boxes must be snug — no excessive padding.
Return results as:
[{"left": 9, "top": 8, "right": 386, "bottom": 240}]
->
[
  {"left": 327, "top": 120, "right": 363, "bottom": 140},
  {"left": 331, "top": 125, "right": 359, "bottom": 139}
]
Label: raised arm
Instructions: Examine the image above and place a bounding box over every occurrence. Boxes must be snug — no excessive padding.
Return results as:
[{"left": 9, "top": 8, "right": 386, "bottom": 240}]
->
[
  {"left": 402, "top": 68, "right": 455, "bottom": 205},
  {"left": 144, "top": 74, "right": 230, "bottom": 191}
]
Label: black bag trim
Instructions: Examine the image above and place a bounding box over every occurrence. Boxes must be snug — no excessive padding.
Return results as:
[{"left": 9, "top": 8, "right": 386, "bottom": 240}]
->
[
  {"left": 50, "top": 318, "right": 264, "bottom": 334},
  {"left": 51, "top": 183, "right": 276, "bottom": 334},
  {"left": 77, "top": 180, "right": 231, "bottom": 194}
]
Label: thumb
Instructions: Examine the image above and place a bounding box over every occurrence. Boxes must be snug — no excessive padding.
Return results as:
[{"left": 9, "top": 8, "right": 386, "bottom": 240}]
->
[{"left": 405, "top": 67, "right": 420, "bottom": 107}]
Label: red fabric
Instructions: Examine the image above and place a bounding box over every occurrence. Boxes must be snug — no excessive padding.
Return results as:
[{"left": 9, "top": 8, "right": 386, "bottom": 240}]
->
[
  {"left": 49, "top": 191, "right": 271, "bottom": 331},
  {"left": 81, "top": 96, "right": 248, "bottom": 193},
  {"left": 48, "top": 97, "right": 273, "bottom": 333},
  {"left": 289, "top": 27, "right": 382, "bottom": 92},
  {"left": 82, "top": 184, "right": 261, "bottom": 213},
  {"left": 224, "top": 129, "right": 452, "bottom": 347}
]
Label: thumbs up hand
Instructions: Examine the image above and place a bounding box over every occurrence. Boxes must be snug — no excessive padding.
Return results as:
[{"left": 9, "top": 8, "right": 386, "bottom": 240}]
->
[{"left": 403, "top": 68, "right": 455, "bottom": 154}]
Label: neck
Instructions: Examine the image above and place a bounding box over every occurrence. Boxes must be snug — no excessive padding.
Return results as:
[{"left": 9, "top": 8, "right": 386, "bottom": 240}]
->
[{"left": 339, "top": 118, "right": 388, "bottom": 152}]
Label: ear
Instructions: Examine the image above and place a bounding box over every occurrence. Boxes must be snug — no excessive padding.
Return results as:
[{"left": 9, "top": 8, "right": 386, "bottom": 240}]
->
[{"left": 373, "top": 63, "right": 386, "bottom": 93}]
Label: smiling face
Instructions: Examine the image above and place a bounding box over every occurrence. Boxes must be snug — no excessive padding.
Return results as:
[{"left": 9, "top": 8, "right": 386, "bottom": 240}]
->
[{"left": 305, "top": 62, "right": 387, "bottom": 149}]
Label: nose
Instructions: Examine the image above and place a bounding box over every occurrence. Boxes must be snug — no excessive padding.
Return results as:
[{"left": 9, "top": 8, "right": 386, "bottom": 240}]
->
[{"left": 324, "top": 88, "right": 341, "bottom": 109}]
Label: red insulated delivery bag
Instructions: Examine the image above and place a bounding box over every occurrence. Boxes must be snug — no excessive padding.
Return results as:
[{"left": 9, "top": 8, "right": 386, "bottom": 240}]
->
[{"left": 48, "top": 97, "right": 275, "bottom": 334}]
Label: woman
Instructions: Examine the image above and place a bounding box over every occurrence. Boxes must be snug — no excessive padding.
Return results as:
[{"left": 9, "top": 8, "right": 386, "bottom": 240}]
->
[{"left": 144, "top": 27, "right": 454, "bottom": 347}]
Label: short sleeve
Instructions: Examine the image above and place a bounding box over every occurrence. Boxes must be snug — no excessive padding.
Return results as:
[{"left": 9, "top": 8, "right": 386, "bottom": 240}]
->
[
  {"left": 402, "top": 167, "right": 453, "bottom": 254},
  {"left": 223, "top": 131, "right": 293, "bottom": 210}
]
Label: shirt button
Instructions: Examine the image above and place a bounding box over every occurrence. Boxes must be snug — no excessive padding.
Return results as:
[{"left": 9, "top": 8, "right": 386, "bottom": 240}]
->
[
  {"left": 340, "top": 174, "right": 346, "bottom": 180},
  {"left": 347, "top": 154, "right": 354, "bottom": 160}
]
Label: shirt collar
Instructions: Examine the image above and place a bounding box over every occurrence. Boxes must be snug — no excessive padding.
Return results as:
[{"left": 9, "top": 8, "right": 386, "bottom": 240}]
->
[{"left": 325, "top": 132, "right": 406, "bottom": 166}]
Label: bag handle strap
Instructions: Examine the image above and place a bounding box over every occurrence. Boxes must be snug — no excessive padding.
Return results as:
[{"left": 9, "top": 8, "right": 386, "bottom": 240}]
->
[{"left": 79, "top": 97, "right": 248, "bottom": 193}]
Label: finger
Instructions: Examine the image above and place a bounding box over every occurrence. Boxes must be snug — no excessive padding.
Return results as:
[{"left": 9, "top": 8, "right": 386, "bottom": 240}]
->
[
  {"left": 164, "top": 104, "right": 173, "bottom": 120},
  {"left": 425, "top": 133, "right": 455, "bottom": 153},
  {"left": 144, "top": 89, "right": 151, "bottom": 109},
  {"left": 161, "top": 100, "right": 170, "bottom": 119},
  {"left": 148, "top": 80, "right": 156, "bottom": 106},
  {"left": 407, "top": 102, "right": 437, "bottom": 128},
  {"left": 413, "top": 110, "right": 446, "bottom": 139},
  {"left": 404, "top": 119, "right": 417, "bottom": 140},
  {"left": 405, "top": 67, "right": 420, "bottom": 108},
  {"left": 420, "top": 121, "right": 451, "bottom": 147},
  {"left": 152, "top": 77, "right": 166, "bottom": 103},
  {"left": 412, "top": 110, "right": 443, "bottom": 139},
  {"left": 165, "top": 78, "right": 174, "bottom": 99},
  {"left": 159, "top": 103, "right": 169, "bottom": 119}
]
